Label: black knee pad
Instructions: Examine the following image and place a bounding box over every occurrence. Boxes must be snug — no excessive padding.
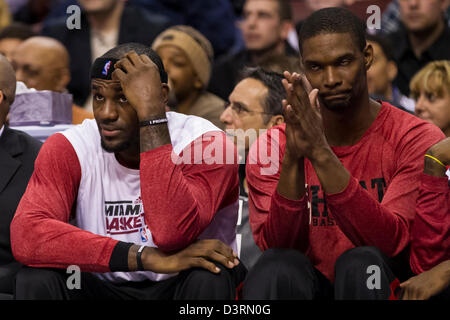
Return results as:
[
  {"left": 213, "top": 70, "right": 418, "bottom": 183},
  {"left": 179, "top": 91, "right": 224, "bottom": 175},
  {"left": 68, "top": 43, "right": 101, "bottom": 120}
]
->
[
  {"left": 15, "top": 267, "right": 66, "bottom": 299},
  {"left": 252, "top": 248, "right": 310, "bottom": 274},
  {"left": 335, "top": 246, "right": 386, "bottom": 273}
]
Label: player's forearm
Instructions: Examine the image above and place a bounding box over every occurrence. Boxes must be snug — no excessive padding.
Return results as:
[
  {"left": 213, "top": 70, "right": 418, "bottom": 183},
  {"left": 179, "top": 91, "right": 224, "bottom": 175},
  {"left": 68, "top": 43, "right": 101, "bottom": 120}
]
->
[
  {"left": 139, "top": 116, "right": 171, "bottom": 153},
  {"left": 423, "top": 152, "right": 447, "bottom": 177},
  {"left": 276, "top": 151, "right": 306, "bottom": 200},
  {"left": 326, "top": 177, "right": 410, "bottom": 256},
  {"left": 410, "top": 173, "right": 449, "bottom": 273},
  {"left": 139, "top": 138, "right": 237, "bottom": 252},
  {"left": 441, "top": 261, "right": 450, "bottom": 285},
  {"left": 127, "top": 244, "right": 173, "bottom": 272},
  {"left": 11, "top": 210, "right": 120, "bottom": 272},
  {"left": 255, "top": 191, "right": 310, "bottom": 251},
  {"left": 140, "top": 149, "right": 201, "bottom": 251},
  {"left": 309, "top": 146, "right": 351, "bottom": 195}
]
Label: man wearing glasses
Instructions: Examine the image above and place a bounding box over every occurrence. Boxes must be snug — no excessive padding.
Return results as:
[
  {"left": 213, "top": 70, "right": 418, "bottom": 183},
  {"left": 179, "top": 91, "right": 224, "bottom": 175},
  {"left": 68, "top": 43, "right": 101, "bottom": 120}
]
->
[{"left": 220, "top": 67, "right": 284, "bottom": 271}]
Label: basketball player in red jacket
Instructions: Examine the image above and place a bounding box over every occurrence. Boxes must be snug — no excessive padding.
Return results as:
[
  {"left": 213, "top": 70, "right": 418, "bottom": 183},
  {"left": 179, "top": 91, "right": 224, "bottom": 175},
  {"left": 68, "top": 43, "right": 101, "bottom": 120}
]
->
[{"left": 400, "top": 138, "right": 450, "bottom": 300}]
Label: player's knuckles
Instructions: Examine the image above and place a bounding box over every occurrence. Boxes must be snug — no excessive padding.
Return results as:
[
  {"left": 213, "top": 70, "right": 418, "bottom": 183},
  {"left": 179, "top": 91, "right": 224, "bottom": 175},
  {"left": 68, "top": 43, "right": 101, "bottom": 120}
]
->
[
  {"left": 210, "top": 239, "right": 224, "bottom": 249},
  {"left": 189, "top": 257, "right": 203, "bottom": 268},
  {"left": 200, "top": 249, "right": 214, "bottom": 258}
]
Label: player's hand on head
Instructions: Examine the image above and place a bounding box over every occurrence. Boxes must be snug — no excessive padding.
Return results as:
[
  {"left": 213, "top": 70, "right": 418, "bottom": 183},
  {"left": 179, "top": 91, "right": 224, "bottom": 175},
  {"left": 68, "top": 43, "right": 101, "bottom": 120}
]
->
[{"left": 112, "top": 51, "right": 166, "bottom": 120}]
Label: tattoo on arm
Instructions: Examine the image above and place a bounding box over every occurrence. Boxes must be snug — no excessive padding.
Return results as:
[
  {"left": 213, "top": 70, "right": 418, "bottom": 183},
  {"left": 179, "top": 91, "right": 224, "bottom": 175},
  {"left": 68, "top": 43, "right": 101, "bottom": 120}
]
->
[{"left": 139, "top": 124, "right": 171, "bottom": 153}]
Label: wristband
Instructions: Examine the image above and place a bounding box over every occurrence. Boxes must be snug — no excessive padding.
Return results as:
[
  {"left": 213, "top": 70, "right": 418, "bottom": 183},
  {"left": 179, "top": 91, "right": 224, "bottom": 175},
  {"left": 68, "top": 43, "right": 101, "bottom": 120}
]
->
[
  {"left": 425, "top": 154, "right": 446, "bottom": 168},
  {"left": 139, "top": 118, "right": 168, "bottom": 127},
  {"left": 136, "top": 245, "right": 145, "bottom": 271}
]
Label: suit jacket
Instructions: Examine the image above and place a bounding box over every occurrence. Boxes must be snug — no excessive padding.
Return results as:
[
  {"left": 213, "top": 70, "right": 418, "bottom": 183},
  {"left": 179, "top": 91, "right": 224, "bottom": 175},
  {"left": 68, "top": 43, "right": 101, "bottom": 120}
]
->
[
  {"left": 42, "top": 4, "right": 171, "bottom": 106},
  {"left": 0, "top": 127, "right": 41, "bottom": 267}
]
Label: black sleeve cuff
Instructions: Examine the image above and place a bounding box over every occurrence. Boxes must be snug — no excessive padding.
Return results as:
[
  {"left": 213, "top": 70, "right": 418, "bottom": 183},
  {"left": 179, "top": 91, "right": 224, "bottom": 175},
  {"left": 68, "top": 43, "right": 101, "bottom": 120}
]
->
[{"left": 109, "top": 241, "right": 134, "bottom": 272}]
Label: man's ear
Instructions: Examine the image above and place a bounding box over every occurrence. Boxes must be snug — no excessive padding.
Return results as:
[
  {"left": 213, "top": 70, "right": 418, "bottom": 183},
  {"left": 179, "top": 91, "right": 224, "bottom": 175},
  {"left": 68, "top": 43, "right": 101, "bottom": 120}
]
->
[
  {"left": 0, "top": 90, "right": 11, "bottom": 125},
  {"left": 387, "top": 60, "right": 398, "bottom": 81},
  {"left": 268, "top": 114, "right": 284, "bottom": 128},
  {"left": 57, "top": 68, "right": 71, "bottom": 92},
  {"left": 161, "top": 83, "right": 169, "bottom": 105},
  {"left": 364, "top": 43, "right": 374, "bottom": 71}
]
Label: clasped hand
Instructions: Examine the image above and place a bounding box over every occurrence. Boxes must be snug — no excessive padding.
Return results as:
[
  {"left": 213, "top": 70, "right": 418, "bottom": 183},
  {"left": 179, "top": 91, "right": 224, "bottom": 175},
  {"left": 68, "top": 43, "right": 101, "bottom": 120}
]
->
[{"left": 282, "top": 72, "right": 329, "bottom": 162}]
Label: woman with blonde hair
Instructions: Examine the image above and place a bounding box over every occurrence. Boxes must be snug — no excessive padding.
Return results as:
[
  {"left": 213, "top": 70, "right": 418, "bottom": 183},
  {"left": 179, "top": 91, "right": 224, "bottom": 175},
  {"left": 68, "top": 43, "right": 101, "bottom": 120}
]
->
[{"left": 411, "top": 60, "right": 450, "bottom": 136}]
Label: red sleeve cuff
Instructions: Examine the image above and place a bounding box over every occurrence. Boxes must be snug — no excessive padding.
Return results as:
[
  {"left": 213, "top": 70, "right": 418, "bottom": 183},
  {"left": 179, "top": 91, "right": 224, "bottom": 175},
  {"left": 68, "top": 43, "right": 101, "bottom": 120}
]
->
[{"left": 324, "top": 176, "right": 359, "bottom": 204}]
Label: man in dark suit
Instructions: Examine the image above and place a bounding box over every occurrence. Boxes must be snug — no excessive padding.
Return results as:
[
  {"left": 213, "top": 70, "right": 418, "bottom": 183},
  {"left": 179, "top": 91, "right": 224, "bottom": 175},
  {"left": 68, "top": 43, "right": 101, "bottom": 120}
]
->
[
  {"left": 42, "top": 0, "right": 171, "bottom": 107},
  {"left": 0, "top": 54, "right": 41, "bottom": 298}
]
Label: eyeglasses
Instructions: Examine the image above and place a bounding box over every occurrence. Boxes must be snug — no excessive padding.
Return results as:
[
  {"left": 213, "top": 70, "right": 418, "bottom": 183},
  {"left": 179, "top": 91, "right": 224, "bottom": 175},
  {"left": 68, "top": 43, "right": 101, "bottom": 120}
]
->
[{"left": 225, "top": 102, "right": 274, "bottom": 116}]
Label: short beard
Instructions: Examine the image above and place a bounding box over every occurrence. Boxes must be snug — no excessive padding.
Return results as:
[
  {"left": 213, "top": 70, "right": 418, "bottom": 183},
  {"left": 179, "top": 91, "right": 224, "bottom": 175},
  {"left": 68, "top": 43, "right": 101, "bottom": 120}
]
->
[
  {"left": 319, "top": 96, "right": 351, "bottom": 112},
  {"left": 101, "top": 138, "right": 132, "bottom": 153}
]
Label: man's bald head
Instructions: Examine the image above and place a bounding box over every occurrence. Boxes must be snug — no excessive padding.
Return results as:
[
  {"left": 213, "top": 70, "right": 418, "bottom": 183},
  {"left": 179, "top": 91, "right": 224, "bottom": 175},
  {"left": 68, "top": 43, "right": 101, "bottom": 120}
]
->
[
  {"left": 12, "top": 36, "right": 70, "bottom": 92},
  {"left": 0, "top": 54, "right": 17, "bottom": 128}
]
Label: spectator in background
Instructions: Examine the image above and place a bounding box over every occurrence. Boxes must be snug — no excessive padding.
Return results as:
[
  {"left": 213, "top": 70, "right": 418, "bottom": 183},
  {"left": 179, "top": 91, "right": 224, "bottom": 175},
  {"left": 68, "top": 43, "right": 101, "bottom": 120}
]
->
[
  {"left": 152, "top": 26, "right": 224, "bottom": 129},
  {"left": 12, "top": 0, "right": 58, "bottom": 32},
  {"left": 45, "top": 0, "right": 242, "bottom": 60},
  {"left": 410, "top": 60, "right": 450, "bottom": 137},
  {"left": 219, "top": 67, "right": 284, "bottom": 270},
  {"left": 42, "top": 0, "right": 170, "bottom": 108},
  {"left": 380, "top": 0, "right": 450, "bottom": 35},
  {"left": 0, "top": 54, "right": 41, "bottom": 299},
  {"left": 0, "top": 22, "right": 35, "bottom": 62},
  {"left": 388, "top": 0, "right": 450, "bottom": 97},
  {"left": 131, "top": 0, "right": 242, "bottom": 59},
  {"left": 208, "top": 0, "right": 297, "bottom": 101},
  {"left": 366, "top": 33, "right": 414, "bottom": 112},
  {"left": 12, "top": 36, "right": 94, "bottom": 124}
]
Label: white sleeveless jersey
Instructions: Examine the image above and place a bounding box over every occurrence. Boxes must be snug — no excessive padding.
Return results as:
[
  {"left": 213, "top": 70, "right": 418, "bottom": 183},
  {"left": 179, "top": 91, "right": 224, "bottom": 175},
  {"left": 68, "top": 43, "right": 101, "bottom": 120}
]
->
[{"left": 62, "top": 112, "right": 238, "bottom": 283}]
